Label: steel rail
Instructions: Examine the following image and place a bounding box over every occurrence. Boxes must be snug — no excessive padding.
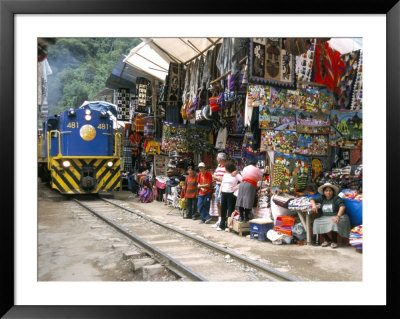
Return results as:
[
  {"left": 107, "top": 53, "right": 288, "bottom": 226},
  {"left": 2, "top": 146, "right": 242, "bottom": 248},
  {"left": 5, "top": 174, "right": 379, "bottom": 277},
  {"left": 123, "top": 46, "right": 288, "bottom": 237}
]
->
[
  {"left": 101, "top": 197, "right": 301, "bottom": 282},
  {"left": 72, "top": 198, "right": 207, "bottom": 282}
]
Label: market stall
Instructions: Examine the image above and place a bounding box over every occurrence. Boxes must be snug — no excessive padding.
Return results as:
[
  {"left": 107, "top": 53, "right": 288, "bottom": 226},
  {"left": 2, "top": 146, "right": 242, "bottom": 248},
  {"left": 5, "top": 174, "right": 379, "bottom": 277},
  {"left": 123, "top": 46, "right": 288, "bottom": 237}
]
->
[{"left": 113, "top": 37, "right": 363, "bottom": 250}]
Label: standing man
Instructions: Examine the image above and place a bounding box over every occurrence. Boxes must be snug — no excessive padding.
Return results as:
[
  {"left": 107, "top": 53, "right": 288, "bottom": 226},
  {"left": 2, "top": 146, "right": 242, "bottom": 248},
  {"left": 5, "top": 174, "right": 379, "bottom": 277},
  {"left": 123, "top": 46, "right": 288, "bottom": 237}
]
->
[
  {"left": 212, "top": 153, "right": 227, "bottom": 228},
  {"left": 197, "top": 162, "right": 213, "bottom": 224}
]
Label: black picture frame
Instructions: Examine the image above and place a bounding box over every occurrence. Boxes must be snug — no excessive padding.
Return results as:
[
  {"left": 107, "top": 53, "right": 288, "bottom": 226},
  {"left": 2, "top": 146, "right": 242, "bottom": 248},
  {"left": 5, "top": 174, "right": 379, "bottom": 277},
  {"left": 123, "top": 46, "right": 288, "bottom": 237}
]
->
[{"left": 1, "top": 0, "right": 398, "bottom": 317}]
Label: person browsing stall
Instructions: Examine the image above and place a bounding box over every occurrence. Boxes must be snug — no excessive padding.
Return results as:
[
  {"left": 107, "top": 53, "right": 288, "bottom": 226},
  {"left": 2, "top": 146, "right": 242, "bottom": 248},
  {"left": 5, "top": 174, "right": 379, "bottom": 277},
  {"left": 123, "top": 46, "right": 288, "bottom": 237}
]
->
[
  {"left": 235, "top": 161, "right": 263, "bottom": 222},
  {"left": 217, "top": 161, "right": 242, "bottom": 231},
  {"left": 310, "top": 183, "right": 351, "bottom": 249},
  {"left": 197, "top": 162, "right": 213, "bottom": 224},
  {"left": 181, "top": 166, "right": 198, "bottom": 220},
  {"left": 212, "top": 153, "right": 227, "bottom": 228}
]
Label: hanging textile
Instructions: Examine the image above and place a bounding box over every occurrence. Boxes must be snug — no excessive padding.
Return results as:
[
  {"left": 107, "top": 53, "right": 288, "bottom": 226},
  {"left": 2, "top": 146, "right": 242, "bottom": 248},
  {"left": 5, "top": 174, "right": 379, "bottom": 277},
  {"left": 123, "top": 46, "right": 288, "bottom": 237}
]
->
[
  {"left": 259, "top": 107, "right": 296, "bottom": 131},
  {"left": 166, "top": 62, "right": 184, "bottom": 106},
  {"left": 248, "top": 38, "right": 296, "bottom": 89},
  {"left": 295, "top": 111, "right": 330, "bottom": 134},
  {"left": 350, "top": 50, "right": 363, "bottom": 110},
  {"left": 313, "top": 41, "right": 344, "bottom": 92},
  {"left": 336, "top": 50, "right": 361, "bottom": 109},
  {"left": 216, "top": 38, "right": 233, "bottom": 85},
  {"left": 295, "top": 38, "right": 316, "bottom": 83},
  {"left": 329, "top": 110, "right": 362, "bottom": 149}
]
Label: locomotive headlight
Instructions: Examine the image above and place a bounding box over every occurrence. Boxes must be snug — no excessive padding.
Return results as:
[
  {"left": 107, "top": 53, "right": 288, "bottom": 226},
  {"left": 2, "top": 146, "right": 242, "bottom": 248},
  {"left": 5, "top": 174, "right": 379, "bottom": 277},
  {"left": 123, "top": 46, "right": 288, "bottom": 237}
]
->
[
  {"left": 62, "top": 160, "right": 71, "bottom": 168},
  {"left": 67, "top": 108, "right": 76, "bottom": 117},
  {"left": 85, "top": 109, "right": 91, "bottom": 115},
  {"left": 106, "top": 161, "right": 113, "bottom": 168},
  {"left": 80, "top": 124, "right": 96, "bottom": 141},
  {"left": 84, "top": 114, "right": 92, "bottom": 121}
]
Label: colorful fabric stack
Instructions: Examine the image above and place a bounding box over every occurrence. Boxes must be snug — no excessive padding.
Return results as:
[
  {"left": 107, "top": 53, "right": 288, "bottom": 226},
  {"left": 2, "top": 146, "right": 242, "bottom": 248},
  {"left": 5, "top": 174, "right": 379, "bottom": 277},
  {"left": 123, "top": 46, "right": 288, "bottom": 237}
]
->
[
  {"left": 288, "top": 196, "right": 313, "bottom": 211},
  {"left": 274, "top": 215, "right": 296, "bottom": 236},
  {"left": 349, "top": 225, "right": 362, "bottom": 251}
]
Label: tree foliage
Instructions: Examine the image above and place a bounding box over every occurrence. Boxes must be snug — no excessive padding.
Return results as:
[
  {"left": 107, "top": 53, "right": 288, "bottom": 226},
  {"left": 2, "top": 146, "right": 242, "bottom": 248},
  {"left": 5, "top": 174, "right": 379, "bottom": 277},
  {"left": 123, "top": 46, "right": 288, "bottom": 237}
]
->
[{"left": 47, "top": 37, "right": 140, "bottom": 114}]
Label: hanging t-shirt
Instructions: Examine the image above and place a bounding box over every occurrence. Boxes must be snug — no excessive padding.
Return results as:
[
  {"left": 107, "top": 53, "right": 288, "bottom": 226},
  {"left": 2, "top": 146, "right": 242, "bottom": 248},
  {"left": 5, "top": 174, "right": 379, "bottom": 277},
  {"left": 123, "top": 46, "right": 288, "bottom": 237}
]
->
[{"left": 215, "top": 127, "right": 228, "bottom": 150}]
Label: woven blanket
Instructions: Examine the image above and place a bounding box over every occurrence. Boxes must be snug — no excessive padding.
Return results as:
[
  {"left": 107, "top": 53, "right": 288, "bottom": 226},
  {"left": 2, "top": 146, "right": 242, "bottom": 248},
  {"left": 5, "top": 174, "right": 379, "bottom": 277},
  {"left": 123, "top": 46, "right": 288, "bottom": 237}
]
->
[{"left": 249, "top": 38, "right": 296, "bottom": 89}]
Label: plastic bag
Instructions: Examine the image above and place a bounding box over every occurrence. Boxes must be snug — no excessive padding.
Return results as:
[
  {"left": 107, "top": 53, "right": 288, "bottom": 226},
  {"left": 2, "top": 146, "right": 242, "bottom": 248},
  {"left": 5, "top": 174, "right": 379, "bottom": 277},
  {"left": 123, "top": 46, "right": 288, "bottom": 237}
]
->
[{"left": 292, "top": 222, "right": 306, "bottom": 241}]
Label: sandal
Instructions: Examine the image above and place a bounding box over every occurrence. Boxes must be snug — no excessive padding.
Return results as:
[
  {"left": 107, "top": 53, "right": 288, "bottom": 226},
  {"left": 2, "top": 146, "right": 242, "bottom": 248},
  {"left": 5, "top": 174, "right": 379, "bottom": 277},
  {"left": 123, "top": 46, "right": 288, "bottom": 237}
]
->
[
  {"left": 331, "top": 242, "right": 338, "bottom": 249},
  {"left": 321, "top": 241, "right": 331, "bottom": 247}
]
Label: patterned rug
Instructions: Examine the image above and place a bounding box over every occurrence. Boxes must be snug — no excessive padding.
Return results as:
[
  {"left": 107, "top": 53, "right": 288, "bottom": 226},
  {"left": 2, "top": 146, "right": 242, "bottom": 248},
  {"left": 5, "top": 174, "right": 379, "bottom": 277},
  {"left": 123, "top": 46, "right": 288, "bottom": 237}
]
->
[{"left": 249, "top": 38, "right": 296, "bottom": 89}]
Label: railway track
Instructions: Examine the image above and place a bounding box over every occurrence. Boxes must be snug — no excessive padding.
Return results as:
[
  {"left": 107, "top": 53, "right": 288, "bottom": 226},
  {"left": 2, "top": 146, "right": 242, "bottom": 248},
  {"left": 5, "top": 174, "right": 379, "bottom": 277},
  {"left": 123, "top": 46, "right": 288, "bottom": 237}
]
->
[{"left": 72, "top": 196, "right": 301, "bottom": 282}]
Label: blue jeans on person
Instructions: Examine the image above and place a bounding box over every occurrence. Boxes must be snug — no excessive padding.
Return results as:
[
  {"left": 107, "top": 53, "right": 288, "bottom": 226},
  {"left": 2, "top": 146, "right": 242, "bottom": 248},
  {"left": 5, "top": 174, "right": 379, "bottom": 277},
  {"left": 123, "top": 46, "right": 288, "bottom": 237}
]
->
[
  {"left": 197, "top": 192, "right": 212, "bottom": 222},
  {"left": 215, "top": 184, "right": 221, "bottom": 205}
]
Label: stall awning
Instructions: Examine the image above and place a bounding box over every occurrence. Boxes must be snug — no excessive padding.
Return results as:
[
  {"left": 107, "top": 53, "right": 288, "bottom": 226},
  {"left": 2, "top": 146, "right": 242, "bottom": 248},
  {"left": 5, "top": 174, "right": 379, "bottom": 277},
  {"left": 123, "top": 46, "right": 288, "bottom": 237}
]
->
[
  {"left": 122, "top": 37, "right": 361, "bottom": 83},
  {"left": 123, "top": 38, "right": 222, "bottom": 81}
]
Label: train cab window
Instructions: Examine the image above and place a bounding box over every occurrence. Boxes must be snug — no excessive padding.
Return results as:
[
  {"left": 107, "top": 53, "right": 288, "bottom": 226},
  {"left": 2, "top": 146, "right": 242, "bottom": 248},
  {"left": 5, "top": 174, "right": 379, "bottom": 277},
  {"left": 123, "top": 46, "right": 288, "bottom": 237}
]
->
[{"left": 47, "top": 119, "right": 58, "bottom": 136}]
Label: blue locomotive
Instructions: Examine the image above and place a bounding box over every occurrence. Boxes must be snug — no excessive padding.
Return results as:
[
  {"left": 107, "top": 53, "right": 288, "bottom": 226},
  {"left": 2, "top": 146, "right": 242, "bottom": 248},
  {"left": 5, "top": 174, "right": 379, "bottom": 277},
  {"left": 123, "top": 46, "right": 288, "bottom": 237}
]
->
[{"left": 38, "top": 107, "right": 123, "bottom": 194}]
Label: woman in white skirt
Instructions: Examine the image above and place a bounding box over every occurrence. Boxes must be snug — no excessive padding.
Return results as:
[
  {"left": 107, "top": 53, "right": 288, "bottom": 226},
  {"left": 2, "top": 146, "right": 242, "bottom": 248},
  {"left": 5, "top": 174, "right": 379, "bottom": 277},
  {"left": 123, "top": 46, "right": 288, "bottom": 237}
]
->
[{"left": 310, "top": 183, "right": 351, "bottom": 248}]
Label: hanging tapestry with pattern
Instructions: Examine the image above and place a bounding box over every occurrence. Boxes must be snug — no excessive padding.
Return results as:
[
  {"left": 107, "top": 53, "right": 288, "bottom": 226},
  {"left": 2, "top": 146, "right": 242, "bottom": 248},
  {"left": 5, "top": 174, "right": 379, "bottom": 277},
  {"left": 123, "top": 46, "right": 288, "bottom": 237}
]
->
[
  {"left": 249, "top": 38, "right": 296, "bottom": 89},
  {"left": 295, "top": 134, "right": 329, "bottom": 156},
  {"left": 295, "top": 38, "right": 316, "bottom": 83},
  {"left": 284, "top": 89, "right": 307, "bottom": 110},
  {"left": 350, "top": 50, "right": 363, "bottom": 111},
  {"left": 319, "top": 89, "right": 335, "bottom": 114},
  {"left": 260, "top": 130, "right": 298, "bottom": 154},
  {"left": 296, "top": 111, "right": 331, "bottom": 134},
  {"left": 336, "top": 50, "right": 361, "bottom": 109},
  {"left": 246, "top": 84, "right": 270, "bottom": 107},
  {"left": 272, "top": 152, "right": 310, "bottom": 193},
  {"left": 161, "top": 122, "right": 188, "bottom": 153},
  {"left": 329, "top": 110, "right": 362, "bottom": 149},
  {"left": 259, "top": 107, "right": 296, "bottom": 131},
  {"left": 270, "top": 87, "right": 287, "bottom": 108}
]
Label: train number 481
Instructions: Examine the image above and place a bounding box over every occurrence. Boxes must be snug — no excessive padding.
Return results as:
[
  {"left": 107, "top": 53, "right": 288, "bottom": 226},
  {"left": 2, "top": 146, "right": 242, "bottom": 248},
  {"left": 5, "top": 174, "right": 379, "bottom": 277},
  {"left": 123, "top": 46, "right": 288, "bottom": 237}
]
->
[{"left": 97, "top": 123, "right": 109, "bottom": 130}]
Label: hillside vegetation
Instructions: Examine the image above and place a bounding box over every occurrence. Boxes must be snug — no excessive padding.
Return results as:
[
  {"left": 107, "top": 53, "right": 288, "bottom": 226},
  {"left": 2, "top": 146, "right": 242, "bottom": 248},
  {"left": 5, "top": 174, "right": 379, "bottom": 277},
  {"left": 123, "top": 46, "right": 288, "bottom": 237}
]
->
[{"left": 47, "top": 37, "right": 140, "bottom": 114}]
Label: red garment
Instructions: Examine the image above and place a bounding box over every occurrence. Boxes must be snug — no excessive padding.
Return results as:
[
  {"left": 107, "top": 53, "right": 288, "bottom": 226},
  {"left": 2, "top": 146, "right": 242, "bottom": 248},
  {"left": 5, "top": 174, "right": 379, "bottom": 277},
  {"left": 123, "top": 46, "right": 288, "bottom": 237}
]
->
[
  {"left": 197, "top": 171, "right": 212, "bottom": 195},
  {"left": 242, "top": 178, "right": 257, "bottom": 188},
  {"left": 313, "top": 41, "right": 344, "bottom": 92}
]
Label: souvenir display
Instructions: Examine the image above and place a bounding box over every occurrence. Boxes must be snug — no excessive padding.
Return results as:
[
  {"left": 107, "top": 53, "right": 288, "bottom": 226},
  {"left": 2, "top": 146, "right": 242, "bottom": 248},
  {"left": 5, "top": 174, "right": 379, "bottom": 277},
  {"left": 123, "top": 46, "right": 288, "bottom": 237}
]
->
[
  {"left": 259, "top": 107, "right": 296, "bottom": 131},
  {"left": 304, "top": 88, "right": 320, "bottom": 113},
  {"left": 313, "top": 41, "right": 345, "bottom": 91},
  {"left": 336, "top": 50, "right": 361, "bottom": 109},
  {"left": 249, "top": 38, "right": 296, "bottom": 89},
  {"left": 225, "top": 136, "right": 244, "bottom": 159},
  {"left": 186, "top": 124, "right": 213, "bottom": 154},
  {"left": 272, "top": 152, "right": 310, "bottom": 193},
  {"left": 285, "top": 89, "right": 306, "bottom": 110},
  {"left": 296, "top": 111, "right": 331, "bottom": 134},
  {"left": 273, "top": 215, "right": 296, "bottom": 236},
  {"left": 117, "top": 88, "right": 130, "bottom": 121},
  {"left": 260, "top": 130, "right": 298, "bottom": 154},
  {"left": 295, "top": 133, "right": 329, "bottom": 156},
  {"left": 288, "top": 196, "right": 313, "bottom": 211},
  {"left": 318, "top": 89, "right": 335, "bottom": 114},
  {"left": 161, "top": 122, "right": 188, "bottom": 153},
  {"left": 349, "top": 225, "right": 363, "bottom": 251},
  {"left": 246, "top": 84, "right": 270, "bottom": 107},
  {"left": 295, "top": 38, "right": 316, "bottom": 83},
  {"left": 165, "top": 62, "right": 184, "bottom": 106},
  {"left": 351, "top": 50, "right": 363, "bottom": 110},
  {"left": 311, "top": 157, "right": 328, "bottom": 181},
  {"left": 270, "top": 87, "right": 287, "bottom": 108},
  {"left": 329, "top": 110, "right": 362, "bottom": 149}
]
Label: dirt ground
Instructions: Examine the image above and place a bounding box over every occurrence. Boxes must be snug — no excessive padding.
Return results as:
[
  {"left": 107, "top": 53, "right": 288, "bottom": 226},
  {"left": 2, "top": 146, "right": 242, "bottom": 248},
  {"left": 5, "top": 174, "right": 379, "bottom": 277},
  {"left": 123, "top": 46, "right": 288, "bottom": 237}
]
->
[{"left": 38, "top": 184, "right": 362, "bottom": 282}]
